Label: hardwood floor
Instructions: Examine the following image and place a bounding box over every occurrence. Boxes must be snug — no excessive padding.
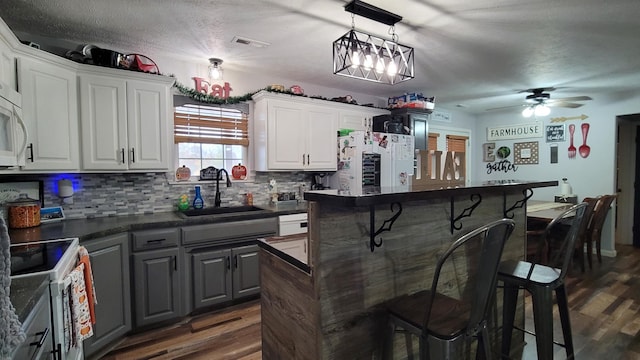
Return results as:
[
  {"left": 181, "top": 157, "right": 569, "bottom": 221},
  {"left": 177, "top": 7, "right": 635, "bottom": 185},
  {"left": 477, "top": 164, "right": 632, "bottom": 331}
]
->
[{"left": 102, "top": 245, "right": 640, "bottom": 359}]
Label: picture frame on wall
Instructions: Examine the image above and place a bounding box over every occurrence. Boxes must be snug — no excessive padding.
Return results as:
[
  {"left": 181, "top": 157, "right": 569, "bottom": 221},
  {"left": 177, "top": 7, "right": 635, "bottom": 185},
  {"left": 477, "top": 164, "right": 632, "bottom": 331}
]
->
[
  {"left": 514, "top": 141, "right": 539, "bottom": 165},
  {"left": 546, "top": 124, "right": 565, "bottom": 142}
]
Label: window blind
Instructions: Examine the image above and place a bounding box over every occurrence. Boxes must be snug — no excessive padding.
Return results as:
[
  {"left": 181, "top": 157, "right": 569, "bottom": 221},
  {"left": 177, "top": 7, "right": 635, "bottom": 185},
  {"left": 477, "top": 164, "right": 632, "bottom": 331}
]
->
[
  {"left": 174, "top": 104, "right": 249, "bottom": 146},
  {"left": 446, "top": 135, "right": 468, "bottom": 153}
]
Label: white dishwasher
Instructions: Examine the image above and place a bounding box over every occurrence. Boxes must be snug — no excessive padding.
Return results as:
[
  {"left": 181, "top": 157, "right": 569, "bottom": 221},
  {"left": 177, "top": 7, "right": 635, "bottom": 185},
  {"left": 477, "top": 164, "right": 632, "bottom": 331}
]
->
[
  {"left": 278, "top": 213, "right": 308, "bottom": 236},
  {"left": 273, "top": 213, "right": 308, "bottom": 264}
]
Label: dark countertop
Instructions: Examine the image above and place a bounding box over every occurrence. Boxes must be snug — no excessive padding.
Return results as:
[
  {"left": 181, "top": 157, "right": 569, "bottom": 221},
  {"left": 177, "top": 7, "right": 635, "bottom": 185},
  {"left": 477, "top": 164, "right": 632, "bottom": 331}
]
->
[
  {"left": 9, "top": 202, "right": 308, "bottom": 243},
  {"left": 303, "top": 180, "right": 558, "bottom": 207},
  {"left": 9, "top": 274, "right": 49, "bottom": 323}
]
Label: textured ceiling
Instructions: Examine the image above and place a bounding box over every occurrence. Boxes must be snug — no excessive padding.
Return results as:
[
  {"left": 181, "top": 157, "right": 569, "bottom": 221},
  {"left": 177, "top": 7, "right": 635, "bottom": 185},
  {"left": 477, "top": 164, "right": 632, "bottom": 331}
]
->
[{"left": 2, "top": 0, "right": 640, "bottom": 114}]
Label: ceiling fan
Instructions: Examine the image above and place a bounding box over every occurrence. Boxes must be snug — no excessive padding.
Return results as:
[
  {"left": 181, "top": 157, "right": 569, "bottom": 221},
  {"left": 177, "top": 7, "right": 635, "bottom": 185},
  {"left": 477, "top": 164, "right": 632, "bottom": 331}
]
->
[{"left": 487, "top": 87, "right": 592, "bottom": 115}]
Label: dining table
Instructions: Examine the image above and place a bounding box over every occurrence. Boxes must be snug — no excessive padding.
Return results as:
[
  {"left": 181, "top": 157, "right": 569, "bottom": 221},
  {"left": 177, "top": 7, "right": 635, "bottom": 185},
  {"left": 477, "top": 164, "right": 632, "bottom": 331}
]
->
[{"left": 527, "top": 200, "right": 574, "bottom": 223}]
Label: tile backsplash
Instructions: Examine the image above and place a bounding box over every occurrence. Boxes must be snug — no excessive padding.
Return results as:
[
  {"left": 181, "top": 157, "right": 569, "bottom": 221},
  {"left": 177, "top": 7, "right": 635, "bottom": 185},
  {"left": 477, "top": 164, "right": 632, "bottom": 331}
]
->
[{"left": 3, "top": 172, "right": 313, "bottom": 220}]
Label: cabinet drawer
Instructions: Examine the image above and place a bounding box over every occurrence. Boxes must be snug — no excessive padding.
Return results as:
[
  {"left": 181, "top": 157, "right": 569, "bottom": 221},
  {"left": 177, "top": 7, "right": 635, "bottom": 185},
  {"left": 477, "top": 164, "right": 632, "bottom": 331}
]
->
[
  {"left": 182, "top": 218, "right": 277, "bottom": 246},
  {"left": 131, "top": 228, "right": 180, "bottom": 251},
  {"left": 12, "top": 291, "right": 52, "bottom": 360}
]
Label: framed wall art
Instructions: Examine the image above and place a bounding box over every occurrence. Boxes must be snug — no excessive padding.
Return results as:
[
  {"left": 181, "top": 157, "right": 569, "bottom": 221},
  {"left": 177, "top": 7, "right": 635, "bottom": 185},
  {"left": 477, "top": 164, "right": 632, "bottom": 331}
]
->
[{"left": 513, "top": 141, "right": 539, "bottom": 165}]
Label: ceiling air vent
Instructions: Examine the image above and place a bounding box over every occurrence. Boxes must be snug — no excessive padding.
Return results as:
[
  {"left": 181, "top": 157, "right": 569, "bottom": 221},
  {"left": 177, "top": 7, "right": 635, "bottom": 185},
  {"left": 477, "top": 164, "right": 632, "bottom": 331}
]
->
[{"left": 231, "top": 36, "right": 271, "bottom": 48}]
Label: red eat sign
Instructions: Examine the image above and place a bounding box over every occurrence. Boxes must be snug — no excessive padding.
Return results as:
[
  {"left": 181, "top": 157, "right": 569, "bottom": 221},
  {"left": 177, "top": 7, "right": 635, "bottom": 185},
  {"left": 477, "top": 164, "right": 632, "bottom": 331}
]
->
[{"left": 192, "top": 77, "right": 233, "bottom": 99}]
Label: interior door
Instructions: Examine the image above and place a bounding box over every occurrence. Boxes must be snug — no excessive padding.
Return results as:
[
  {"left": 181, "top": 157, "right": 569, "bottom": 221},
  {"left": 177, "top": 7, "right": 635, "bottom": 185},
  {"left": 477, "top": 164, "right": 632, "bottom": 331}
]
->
[{"left": 633, "top": 125, "right": 640, "bottom": 247}]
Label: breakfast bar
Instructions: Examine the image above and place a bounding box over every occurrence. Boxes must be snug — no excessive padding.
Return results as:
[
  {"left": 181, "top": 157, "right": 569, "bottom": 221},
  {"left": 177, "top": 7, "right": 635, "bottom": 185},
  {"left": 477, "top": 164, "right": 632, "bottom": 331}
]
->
[{"left": 258, "top": 180, "right": 556, "bottom": 359}]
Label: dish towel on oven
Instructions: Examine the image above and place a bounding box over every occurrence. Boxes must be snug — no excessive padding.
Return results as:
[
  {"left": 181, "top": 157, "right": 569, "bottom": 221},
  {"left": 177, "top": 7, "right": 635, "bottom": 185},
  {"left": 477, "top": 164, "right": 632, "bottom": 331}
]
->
[
  {"left": 66, "top": 263, "right": 94, "bottom": 342},
  {"left": 77, "top": 246, "right": 97, "bottom": 324},
  {"left": 0, "top": 217, "right": 26, "bottom": 358}
]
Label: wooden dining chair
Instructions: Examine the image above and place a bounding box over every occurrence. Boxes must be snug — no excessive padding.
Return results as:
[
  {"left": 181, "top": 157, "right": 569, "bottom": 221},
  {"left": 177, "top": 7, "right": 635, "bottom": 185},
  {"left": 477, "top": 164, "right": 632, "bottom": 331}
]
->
[
  {"left": 384, "top": 219, "right": 516, "bottom": 360},
  {"left": 585, "top": 194, "right": 617, "bottom": 267},
  {"left": 574, "top": 197, "right": 599, "bottom": 272}
]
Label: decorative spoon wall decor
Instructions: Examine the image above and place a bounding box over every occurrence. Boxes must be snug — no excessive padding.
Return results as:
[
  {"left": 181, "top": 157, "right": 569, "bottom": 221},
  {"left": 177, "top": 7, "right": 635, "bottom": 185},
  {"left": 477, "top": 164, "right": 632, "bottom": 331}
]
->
[{"left": 579, "top": 123, "right": 591, "bottom": 158}]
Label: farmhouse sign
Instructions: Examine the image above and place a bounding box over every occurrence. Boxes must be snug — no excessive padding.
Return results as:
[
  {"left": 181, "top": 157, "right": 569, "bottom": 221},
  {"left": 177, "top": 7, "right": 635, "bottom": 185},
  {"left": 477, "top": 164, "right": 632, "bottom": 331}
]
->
[{"left": 487, "top": 122, "right": 543, "bottom": 141}]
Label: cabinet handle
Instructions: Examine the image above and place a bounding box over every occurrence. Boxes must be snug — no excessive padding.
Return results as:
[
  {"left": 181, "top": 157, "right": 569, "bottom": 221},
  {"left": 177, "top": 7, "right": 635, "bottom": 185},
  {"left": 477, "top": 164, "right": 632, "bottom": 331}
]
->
[
  {"left": 307, "top": 154, "right": 310, "bottom": 165},
  {"left": 226, "top": 256, "right": 231, "bottom": 270},
  {"left": 302, "top": 153, "right": 305, "bottom": 165},
  {"left": 27, "top": 143, "right": 34, "bottom": 162},
  {"left": 29, "top": 327, "right": 49, "bottom": 348},
  {"left": 131, "top": 148, "right": 135, "bottom": 163},
  {"left": 173, "top": 255, "right": 177, "bottom": 271},
  {"left": 121, "top": 148, "right": 125, "bottom": 164},
  {"left": 234, "top": 255, "right": 238, "bottom": 269},
  {"left": 304, "top": 241, "right": 307, "bottom": 254},
  {"left": 300, "top": 222, "right": 308, "bottom": 229},
  {"left": 146, "top": 239, "right": 165, "bottom": 245}
]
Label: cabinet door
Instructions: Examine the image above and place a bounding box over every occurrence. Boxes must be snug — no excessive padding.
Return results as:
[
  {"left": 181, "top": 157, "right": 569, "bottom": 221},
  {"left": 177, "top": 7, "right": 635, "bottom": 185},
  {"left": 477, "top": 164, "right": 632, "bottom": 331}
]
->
[
  {"left": 19, "top": 56, "right": 79, "bottom": 170},
  {"left": 339, "top": 111, "right": 368, "bottom": 131},
  {"left": 126, "top": 80, "right": 169, "bottom": 170},
  {"left": 12, "top": 290, "right": 52, "bottom": 360},
  {"left": 133, "top": 247, "right": 180, "bottom": 328},
  {"left": 82, "top": 233, "right": 131, "bottom": 358},
  {"left": 267, "top": 99, "right": 306, "bottom": 169},
  {"left": 232, "top": 244, "right": 260, "bottom": 299},
  {"left": 79, "top": 74, "right": 128, "bottom": 170},
  {"left": 191, "top": 248, "right": 232, "bottom": 308},
  {"left": 0, "top": 39, "right": 16, "bottom": 90},
  {"left": 306, "top": 106, "right": 337, "bottom": 171}
]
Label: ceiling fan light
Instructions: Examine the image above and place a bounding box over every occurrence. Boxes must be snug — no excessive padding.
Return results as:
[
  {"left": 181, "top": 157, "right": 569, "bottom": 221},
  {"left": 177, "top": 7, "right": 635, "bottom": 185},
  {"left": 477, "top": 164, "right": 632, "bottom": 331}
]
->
[
  {"left": 522, "top": 106, "right": 534, "bottom": 118},
  {"left": 535, "top": 104, "right": 550, "bottom": 116}
]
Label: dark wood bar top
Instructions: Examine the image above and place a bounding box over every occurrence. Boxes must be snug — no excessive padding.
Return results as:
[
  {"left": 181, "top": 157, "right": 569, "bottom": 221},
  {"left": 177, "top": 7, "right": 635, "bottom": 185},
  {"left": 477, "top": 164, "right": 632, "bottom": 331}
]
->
[{"left": 303, "top": 180, "right": 558, "bottom": 207}]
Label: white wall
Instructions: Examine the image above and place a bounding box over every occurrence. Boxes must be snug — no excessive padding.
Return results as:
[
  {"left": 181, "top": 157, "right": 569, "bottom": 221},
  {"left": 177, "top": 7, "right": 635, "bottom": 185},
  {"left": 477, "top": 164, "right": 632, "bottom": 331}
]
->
[{"left": 475, "top": 91, "right": 640, "bottom": 256}]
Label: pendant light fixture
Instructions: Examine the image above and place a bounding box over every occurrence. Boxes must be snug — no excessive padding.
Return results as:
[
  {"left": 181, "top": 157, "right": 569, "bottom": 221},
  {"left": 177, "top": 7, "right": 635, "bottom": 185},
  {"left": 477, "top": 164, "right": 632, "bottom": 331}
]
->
[
  {"left": 333, "top": 0, "right": 414, "bottom": 85},
  {"left": 208, "top": 58, "right": 223, "bottom": 81}
]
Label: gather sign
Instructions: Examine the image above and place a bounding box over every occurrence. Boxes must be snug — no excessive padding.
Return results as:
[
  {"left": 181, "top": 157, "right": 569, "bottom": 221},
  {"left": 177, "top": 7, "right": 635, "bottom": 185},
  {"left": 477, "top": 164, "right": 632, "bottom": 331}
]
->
[{"left": 487, "top": 122, "right": 543, "bottom": 141}]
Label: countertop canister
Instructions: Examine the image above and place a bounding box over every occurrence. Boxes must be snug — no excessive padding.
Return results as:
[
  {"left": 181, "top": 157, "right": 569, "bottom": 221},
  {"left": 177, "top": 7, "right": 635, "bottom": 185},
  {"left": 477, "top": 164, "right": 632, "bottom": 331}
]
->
[{"left": 7, "top": 193, "right": 41, "bottom": 229}]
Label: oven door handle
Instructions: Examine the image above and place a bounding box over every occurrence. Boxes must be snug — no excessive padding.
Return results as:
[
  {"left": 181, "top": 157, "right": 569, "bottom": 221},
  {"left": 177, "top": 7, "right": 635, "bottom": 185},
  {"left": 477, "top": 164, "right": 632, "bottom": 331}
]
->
[{"left": 29, "top": 327, "right": 49, "bottom": 360}]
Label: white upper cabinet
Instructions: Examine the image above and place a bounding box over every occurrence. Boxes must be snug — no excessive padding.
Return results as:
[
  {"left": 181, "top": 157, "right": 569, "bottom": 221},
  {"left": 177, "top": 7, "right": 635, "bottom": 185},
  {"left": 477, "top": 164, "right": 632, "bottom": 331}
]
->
[
  {"left": 253, "top": 91, "right": 338, "bottom": 171},
  {"left": 18, "top": 56, "right": 80, "bottom": 170},
  {"left": 338, "top": 107, "right": 388, "bottom": 132},
  {"left": 79, "top": 72, "right": 172, "bottom": 171},
  {"left": 0, "top": 36, "right": 16, "bottom": 90}
]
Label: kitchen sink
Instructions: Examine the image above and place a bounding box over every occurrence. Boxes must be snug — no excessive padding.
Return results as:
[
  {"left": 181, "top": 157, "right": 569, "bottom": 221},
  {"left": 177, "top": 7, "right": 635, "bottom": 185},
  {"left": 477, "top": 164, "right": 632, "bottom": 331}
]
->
[{"left": 179, "top": 205, "right": 265, "bottom": 217}]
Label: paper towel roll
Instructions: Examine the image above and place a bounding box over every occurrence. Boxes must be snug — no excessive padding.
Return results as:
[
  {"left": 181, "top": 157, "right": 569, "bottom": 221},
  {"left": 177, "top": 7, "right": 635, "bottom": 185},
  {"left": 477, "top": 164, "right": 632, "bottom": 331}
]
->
[{"left": 560, "top": 179, "right": 573, "bottom": 196}]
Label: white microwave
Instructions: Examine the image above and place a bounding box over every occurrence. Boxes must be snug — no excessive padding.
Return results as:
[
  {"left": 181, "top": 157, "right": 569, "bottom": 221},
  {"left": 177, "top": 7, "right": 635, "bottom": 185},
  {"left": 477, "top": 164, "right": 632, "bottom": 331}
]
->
[{"left": 0, "top": 80, "right": 27, "bottom": 167}]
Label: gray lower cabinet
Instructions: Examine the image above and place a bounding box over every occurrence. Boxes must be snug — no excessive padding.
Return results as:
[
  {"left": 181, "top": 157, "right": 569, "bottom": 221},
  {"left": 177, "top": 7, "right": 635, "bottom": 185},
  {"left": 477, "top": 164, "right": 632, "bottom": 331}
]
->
[
  {"left": 82, "top": 233, "right": 131, "bottom": 359},
  {"left": 232, "top": 245, "right": 261, "bottom": 298},
  {"left": 189, "top": 244, "right": 261, "bottom": 310},
  {"left": 12, "top": 288, "right": 53, "bottom": 360},
  {"left": 131, "top": 228, "right": 181, "bottom": 328}
]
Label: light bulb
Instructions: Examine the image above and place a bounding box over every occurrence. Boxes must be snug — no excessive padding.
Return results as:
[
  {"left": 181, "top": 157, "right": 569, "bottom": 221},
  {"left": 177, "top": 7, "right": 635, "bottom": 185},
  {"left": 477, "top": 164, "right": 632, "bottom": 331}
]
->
[
  {"left": 535, "top": 104, "right": 551, "bottom": 116},
  {"left": 375, "top": 57, "right": 385, "bottom": 74},
  {"left": 387, "top": 60, "right": 397, "bottom": 76},
  {"left": 209, "top": 66, "right": 221, "bottom": 80},
  {"left": 364, "top": 54, "right": 373, "bottom": 70},
  {"left": 522, "top": 106, "right": 534, "bottom": 118},
  {"left": 351, "top": 49, "right": 361, "bottom": 68}
]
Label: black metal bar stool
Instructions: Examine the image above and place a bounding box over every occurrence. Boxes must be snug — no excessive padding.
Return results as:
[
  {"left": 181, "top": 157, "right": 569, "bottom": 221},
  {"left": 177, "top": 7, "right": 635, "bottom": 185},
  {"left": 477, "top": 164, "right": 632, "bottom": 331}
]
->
[
  {"left": 384, "top": 219, "right": 516, "bottom": 359},
  {"left": 499, "top": 202, "right": 587, "bottom": 359}
]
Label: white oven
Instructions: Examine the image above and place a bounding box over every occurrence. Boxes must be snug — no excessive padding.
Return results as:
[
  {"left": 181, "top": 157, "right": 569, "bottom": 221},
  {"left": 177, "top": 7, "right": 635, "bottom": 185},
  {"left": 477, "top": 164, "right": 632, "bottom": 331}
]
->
[
  {"left": 10, "top": 238, "right": 84, "bottom": 360},
  {"left": 0, "top": 79, "right": 27, "bottom": 167}
]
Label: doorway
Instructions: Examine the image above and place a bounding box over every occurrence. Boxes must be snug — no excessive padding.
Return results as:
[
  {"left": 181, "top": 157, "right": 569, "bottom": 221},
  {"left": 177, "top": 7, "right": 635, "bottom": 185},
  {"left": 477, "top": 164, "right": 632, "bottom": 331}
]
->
[{"left": 616, "top": 114, "right": 640, "bottom": 248}]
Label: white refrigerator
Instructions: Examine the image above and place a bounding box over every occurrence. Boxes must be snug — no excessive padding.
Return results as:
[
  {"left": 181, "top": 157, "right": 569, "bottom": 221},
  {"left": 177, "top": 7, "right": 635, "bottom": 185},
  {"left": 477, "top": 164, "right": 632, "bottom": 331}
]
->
[
  {"left": 372, "top": 132, "right": 415, "bottom": 190},
  {"left": 330, "top": 131, "right": 415, "bottom": 194}
]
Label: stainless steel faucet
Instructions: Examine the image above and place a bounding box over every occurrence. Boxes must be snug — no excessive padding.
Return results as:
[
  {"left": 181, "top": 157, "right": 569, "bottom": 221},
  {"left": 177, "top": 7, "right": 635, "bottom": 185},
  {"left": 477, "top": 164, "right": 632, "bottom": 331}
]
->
[{"left": 215, "top": 168, "right": 232, "bottom": 207}]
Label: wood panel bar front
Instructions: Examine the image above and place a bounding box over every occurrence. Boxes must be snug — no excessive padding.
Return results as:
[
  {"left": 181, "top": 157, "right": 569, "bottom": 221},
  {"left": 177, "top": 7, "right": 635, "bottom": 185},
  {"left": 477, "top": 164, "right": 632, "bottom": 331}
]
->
[{"left": 260, "top": 181, "right": 556, "bottom": 359}]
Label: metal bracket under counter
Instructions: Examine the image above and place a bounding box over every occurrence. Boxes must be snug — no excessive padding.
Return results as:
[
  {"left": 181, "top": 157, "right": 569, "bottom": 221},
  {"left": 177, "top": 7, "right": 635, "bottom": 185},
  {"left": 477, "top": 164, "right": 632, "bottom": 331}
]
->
[
  {"left": 369, "top": 202, "right": 403, "bottom": 252},
  {"left": 503, "top": 187, "right": 533, "bottom": 219},
  {"left": 450, "top": 194, "right": 482, "bottom": 234}
]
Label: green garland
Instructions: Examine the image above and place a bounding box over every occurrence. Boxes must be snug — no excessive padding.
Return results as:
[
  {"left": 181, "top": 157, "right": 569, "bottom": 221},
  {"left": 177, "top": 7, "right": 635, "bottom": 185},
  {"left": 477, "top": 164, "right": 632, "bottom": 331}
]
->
[{"left": 173, "top": 79, "right": 312, "bottom": 105}]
